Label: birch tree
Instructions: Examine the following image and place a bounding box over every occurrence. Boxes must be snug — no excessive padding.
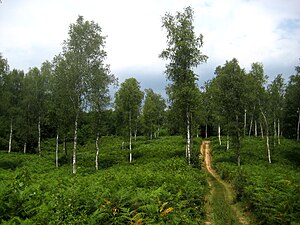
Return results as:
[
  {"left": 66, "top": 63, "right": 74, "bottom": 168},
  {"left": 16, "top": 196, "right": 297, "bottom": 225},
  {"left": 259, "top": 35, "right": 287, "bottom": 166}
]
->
[
  {"left": 115, "top": 78, "right": 144, "bottom": 163},
  {"left": 246, "top": 62, "right": 267, "bottom": 138},
  {"left": 2, "top": 69, "right": 24, "bottom": 153},
  {"left": 0, "top": 54, "right": 9, "bottom": 148},
  {"left": 142, "top": 89, "right": 166, "bottom": 139},
  {"left": 268, "top": 75, "right": 285, "bottom": 145},
  {"left": 160, "top": 6, "right": 208, "bottom": 164},
  {"left": 24, "top": 67, "right": 48, "bottom": 156},
  {"left": 87, "top": 59, "right": 116, "bottom": 170},
  {"left": 60, "top": 15, "right": 111, "bottom": 174},
  {"left": 284, "top": 64, "right": 300, "bottom": 140},
  {"left": 214, "top": 58, "right": 247, "bottom": 166}
]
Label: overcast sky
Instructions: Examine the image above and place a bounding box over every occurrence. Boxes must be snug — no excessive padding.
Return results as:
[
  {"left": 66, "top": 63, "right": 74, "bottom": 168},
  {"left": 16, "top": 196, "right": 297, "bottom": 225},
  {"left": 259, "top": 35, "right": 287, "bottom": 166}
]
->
[{"left": 1, "top": 0, "right": 299, "bottom": 96}]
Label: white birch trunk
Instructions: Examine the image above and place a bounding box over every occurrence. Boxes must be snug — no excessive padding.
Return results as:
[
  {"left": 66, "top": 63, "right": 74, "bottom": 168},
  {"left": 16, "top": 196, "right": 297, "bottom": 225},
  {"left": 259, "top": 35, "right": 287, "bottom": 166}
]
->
[
  {"left": 277, "top": 119, "right": 280, "bottom": 145},
  {"left": 260, "top": 121, "right": 264, "bottom": 139},
  {"left": 186, "top": 112, "right": 191, "bottom": 165},
  {"left": 8, "top": 119, "right": 13, "bottom": 153},
  {"left": 23, "top": 143, "right": 27, "bottom": 154},
  {"left": 129, "top": 111, "right": 132, "bottom": 163},
  {"left": 297, "top": 108, "right": 300, "bottom": 141},
  {"left": 38, "top": 116, "right": 41, "bottom": 156},
  {"left": 218, "top": 124, "right": 221, "bottom": 145},
  {"left": 72, "top": 113, "right": 78, "bottom": 174},
  {"left": 254, "top": 120, "right": 258, "bottom": 137},
  {"left": 205, "top": 124, "right": 208, "bottom": 139},
  {"left": 95, "top": 133, "right": 99, "bottom": 170},
  {"left": 273, "top": 116, "right": 277, "bottom": 147},
  {"left": 56, "top": 133, "right": 59, "bottom": 168},
  {"left": 261, "top": 110, "right": 271, "bottom": 164},
  {"left": 226, "top": 133, "right": 230, "bottom": 150},
  {"left": 244, "top": 109, "right": 247, "bottom": 136},
  {"left": 236, "top": 115, "right": 241, "bottom": 166},
  {"left": 63, "top": 136, "right": 66, "bottom": 156},
  {"left": 185, "top": 144, "right": 188, "bottom": 158}
]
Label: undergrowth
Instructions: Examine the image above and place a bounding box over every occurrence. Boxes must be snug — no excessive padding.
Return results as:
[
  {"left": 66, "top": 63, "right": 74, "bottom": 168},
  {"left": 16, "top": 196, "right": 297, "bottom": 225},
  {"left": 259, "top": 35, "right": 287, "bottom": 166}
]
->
[
  {"left": 211, "top": 136, "right": 300, "bottom": 225},
  {"left": 0, "top": 136, "right": 207, "bottom": 224}
]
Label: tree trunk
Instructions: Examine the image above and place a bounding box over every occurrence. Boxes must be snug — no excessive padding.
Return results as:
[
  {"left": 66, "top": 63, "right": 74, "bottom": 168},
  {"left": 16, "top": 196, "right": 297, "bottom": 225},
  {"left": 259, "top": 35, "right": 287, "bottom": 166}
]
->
[
  {"left": 218, "top": 124, "right": 221, "bottom": 145},
  {"left": 226, "top": 133, "right": 230, "bottom": 150},
  {"left": 244, "top": 109, "right": 247, "bottom": 137},
  {"left": 254, "top": 120, "right": 258, "bottom": 137},
  {"left": 38, "top": 116, "right": 41, "bottom": 156},
  {"left": 260, "top": 121, "right": 264, "bottom": 139},
  {"left": 72, "top": 112, "right": 78, "bottom": 174},
  {"left": 95, "top": 132, "right": 100, "bottom": 170},
  {"left": 236, "top": 115, "right": 241, "bottom": 166},
  {"left": 277, "top": 118, "right": 280, "bottom": 145},
  {"left": 63, "top": 136, "right": 67, "bottom": 156},
  {"left": 8, "top": 119, "right": 13, "bottom": 153},
  {"left": 129, "top": 111, "right": 132, "bottom": 163},
  {"left": 273, "top": 115, "right": 277, "bottom": 147},
  {"left": 56, "top": 132, "right": 59, "bottom": 168},
  {"left": 205, "top": 124, "right": 208, "bottom": 139},
  {"left": 186, "top": 112, "right": 191, "bottom": 165},
  {"left": 261, "top": 110, "right": 271, "bottom": 164},
  {"left": 297, "top": 108, "right": 300, "bottom": 141},
  {"left": 23, "top": 143, "right": 27, "bottom": 154}
]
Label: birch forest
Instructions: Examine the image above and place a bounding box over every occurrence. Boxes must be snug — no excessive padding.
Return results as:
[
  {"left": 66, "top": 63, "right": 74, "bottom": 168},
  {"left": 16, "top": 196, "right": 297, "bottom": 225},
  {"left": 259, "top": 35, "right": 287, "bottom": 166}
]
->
[{"left": 0, "top": 7, "right": 300, "bottom": 225}]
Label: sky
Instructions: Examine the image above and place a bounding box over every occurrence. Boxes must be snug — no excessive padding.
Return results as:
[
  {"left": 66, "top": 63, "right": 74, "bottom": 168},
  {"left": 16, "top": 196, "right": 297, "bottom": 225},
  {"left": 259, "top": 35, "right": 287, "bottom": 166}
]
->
[{"left": 0, "top": 0, "right": 300, "bottom": 96}]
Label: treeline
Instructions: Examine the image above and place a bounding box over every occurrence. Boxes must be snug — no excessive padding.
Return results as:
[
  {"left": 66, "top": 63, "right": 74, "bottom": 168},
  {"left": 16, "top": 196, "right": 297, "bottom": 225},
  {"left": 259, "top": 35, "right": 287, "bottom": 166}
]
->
[{"left": 1, "top": 12, "right": 300, "bottom": 168}]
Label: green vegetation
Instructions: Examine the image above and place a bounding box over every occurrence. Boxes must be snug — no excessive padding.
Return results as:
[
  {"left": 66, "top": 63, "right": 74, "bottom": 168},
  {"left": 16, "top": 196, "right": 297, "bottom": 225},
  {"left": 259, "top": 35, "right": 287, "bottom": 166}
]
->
[
  {"left": 211, "top": 137, "right": 300, "bottom": 224},
  {"left": 0, "top": 136, "right": 207, "bottom": 224}
]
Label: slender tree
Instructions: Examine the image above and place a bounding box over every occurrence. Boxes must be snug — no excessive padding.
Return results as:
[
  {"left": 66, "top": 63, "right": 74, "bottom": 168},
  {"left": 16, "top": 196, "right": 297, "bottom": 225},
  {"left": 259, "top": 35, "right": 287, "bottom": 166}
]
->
[
  {"left": 284, "top": 63, "right": 300, "bottom": 140},
  {"left": 115, "top": 78, "right": 144, "bottom": 163},
  {"left": 2, "top": 69, "right": 24, "bottom": 153},
  {"left": 60, "top": 15, "right": 112, "bottom": 174},
  {"left": 214, "top": 58, "right": 247, "bottom": 166},
  {"left": 142, "top": 89, "right": 166, "bottom": 139},
  {"left": 160, "top": 6, "right": 208, "bottom": 164}
]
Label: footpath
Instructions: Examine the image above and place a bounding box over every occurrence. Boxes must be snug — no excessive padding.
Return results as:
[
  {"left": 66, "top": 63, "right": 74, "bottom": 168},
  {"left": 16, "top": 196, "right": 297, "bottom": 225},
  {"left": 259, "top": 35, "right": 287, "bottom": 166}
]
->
[{"left": 200, "top": 141, "right": 250, "bottom": 225}]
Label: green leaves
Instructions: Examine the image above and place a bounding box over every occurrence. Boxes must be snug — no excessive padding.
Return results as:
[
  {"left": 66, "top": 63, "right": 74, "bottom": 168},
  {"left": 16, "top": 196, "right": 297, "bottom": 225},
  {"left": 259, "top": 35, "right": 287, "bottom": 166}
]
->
[{"left": 0, "top": 136, "right": 208, "bottom": 224}]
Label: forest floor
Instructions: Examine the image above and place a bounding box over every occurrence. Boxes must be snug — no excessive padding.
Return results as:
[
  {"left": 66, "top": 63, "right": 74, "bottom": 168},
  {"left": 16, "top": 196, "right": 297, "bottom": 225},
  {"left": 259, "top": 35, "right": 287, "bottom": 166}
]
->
[{"left": 200, "top": 140, "right": 250, "bottom": 225}]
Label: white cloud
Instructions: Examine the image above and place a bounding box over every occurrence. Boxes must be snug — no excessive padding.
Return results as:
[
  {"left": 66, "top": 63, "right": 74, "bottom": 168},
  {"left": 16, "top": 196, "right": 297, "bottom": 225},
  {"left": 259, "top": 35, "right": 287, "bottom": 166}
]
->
[{"left": 0, "top": 0, "right": 299, "bottom": 86}]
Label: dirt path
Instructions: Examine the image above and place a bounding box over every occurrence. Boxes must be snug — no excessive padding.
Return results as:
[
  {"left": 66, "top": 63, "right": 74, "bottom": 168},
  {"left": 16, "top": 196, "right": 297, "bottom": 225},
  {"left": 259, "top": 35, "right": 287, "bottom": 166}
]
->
[{"left": 200, "top": 141, "right": 250, "bottom": 225}]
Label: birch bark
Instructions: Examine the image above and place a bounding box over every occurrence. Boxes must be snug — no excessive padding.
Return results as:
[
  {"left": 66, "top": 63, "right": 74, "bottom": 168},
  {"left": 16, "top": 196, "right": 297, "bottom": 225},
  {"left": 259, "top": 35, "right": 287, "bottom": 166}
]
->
[
  {"left": 254, "top": 120, "right": 258, "bottom": 137},
  {"left": 95, "top": 132, "right": 99, "bottom": 170},
  {"left": 297, "top": 108, "right": 300, "bottom": 141},
  {"left": 129, "top": 111, "right": 132, "bottom": 163},
  {"left": 261, "top": 110, "right": 271, "bottom": 163},
  {"left": 56, "top": 133, "right": 59, "bottom": 168},
  {"left": 277, "top": 119, "right": 280, "bottom": 145},
  {"left": 8, "top": 119, "right": 12, "bottom": 153},
  {"left": 38, "top": 116, "right": 41, "bottom": 156},
  {"left": 244, "top": 109, "right": 247, "bottom": 136},
  {"left": 72, "top": 112, "right": 78, "bottom": 174},
  {"left": 226, "top": 133, "right": 230, "bottom": 150},
  {"left": 218, "top": 124, "right": 221, "bottom": 145},
  {"left": 186, "top": 112, "right": 191, "bottom": 165}
]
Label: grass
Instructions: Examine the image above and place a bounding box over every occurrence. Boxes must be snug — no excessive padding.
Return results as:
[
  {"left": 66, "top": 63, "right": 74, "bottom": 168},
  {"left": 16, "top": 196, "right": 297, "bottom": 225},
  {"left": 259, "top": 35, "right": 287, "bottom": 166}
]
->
[
  {"left": 0, "top": 136, "right": 208, "bottom": 224},
  {"left": 210, "top": 136, "right": 300, "bottom": 225}
]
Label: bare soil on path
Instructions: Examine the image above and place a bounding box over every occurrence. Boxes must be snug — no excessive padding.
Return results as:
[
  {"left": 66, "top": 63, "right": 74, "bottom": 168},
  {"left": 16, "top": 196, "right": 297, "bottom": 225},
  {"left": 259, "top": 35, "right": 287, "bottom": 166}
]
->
[{"left": 200, "top": 140, "right": 250, "bottom": 225}]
